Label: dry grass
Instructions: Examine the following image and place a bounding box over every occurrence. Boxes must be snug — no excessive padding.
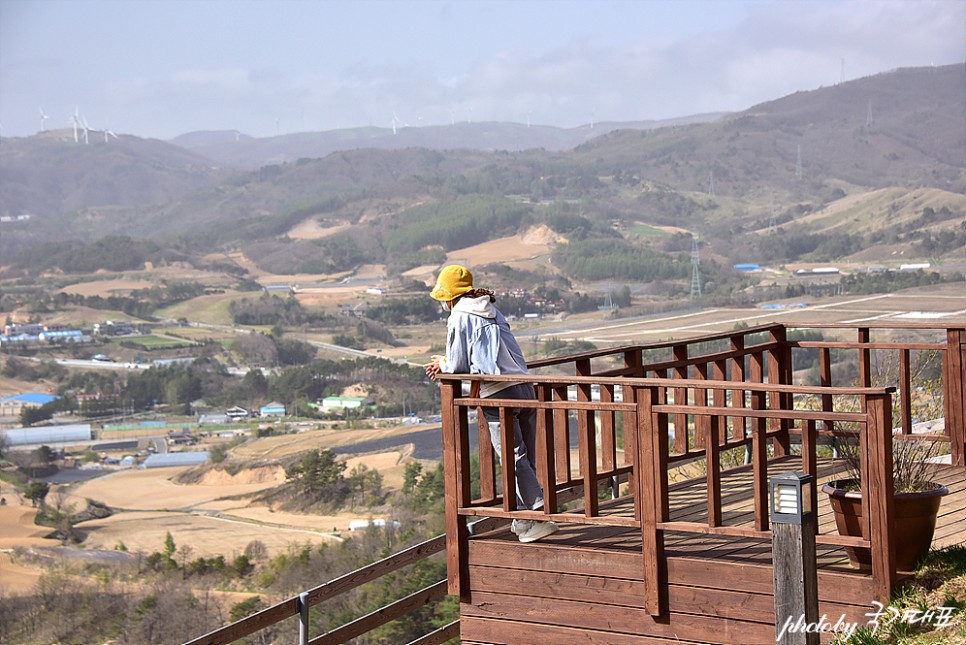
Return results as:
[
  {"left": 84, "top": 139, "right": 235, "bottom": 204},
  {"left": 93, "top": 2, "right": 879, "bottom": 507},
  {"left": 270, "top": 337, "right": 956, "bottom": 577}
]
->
[{"left": 59, "top": 279, "right": 156, "bottom": 297}]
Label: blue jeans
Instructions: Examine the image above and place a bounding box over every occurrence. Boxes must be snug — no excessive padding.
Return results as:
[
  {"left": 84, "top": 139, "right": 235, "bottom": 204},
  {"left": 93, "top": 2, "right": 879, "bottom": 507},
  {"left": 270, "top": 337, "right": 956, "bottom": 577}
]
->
[{"left": 482, "top": 383, "right": 544, "bottom": 511}]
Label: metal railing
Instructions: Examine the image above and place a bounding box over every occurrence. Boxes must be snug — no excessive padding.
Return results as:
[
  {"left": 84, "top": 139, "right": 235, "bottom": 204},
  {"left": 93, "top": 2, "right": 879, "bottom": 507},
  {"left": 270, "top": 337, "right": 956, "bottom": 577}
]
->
[{"left": 184, "top": 535, "right": 457, "bottom": 645}]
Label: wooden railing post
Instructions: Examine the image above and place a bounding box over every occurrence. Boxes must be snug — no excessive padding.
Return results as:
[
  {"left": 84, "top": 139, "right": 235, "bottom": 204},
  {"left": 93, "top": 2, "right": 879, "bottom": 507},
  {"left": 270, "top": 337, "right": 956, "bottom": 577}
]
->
[
  {"left": 478, "top": 406, "right": 496, "bottom": 503},
  {"left": 750, "top": 384, "right": 769, "bottom": 532},
  {"left": 866, "top": 392, "right": 896, "bottom": 602},
  {"left": 819, "top": 346, "right": 833, "bottom": 433},
  {"left": 536, "top": 384, "right": 558, "bottom": 514},
  {"left": 440, "top": 379, "right": 470, "bottom": 600},
  {"left": 624, "top": 348, "right": 643, "bottom": 377},
  {"left": 576, "top": 359, "right": 600, "bottom": 515},
  {"left": 899, "top": 349, "right": 912, "bottom": 435},
  {"left": 599, "top": 384, "right": 616, "bottom": 477},
  {"left": 549, "top": 385, "right": 571, "bottom": 485},
  {"left": 858, "top": 327, "right": 872, "bottom": 409},
  {"left": 944, "top": 328, "right": 965, "bottom": 467},
  {"left": 637, "top": 385, "right": 667, "bottom": 616},
  {"left": 672, "top": 343, "right": 689, "bottom": 453},
  {"left": 624, "top": 382, "right": 641, "bottom": 522},
  {"left": 730, "top": 335, "right": 747, "bottom": 443},
  {"left": 499, "top": 406, "right": 517, "bottom": 513},
  {"left": 769, "top": 326, "right": 790, "bottom": 456},
  {"left": 694, "top": 362, "right": 709, "bottom": 449}
]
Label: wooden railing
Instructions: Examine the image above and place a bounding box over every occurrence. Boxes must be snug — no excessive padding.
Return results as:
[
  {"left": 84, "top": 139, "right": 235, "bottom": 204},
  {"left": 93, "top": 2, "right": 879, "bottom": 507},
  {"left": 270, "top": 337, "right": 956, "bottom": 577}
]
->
[
  {"left": 183, "top": 535, "right": 457, "bottom": 645},
  {"left": 184, "top": 322, "right": 964, "bottom": 643},
  {"left": 524, "top": 321, "right": 964, "bottom": 465},
  {"left": 439, "top": 322, "right": 965, "bottom": 616}
]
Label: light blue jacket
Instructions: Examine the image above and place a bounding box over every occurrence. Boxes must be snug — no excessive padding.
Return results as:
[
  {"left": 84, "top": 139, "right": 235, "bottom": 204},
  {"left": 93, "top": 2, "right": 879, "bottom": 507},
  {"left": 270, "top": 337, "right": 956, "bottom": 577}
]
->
[{"left": 439, "top": 295, "right": 529, "bottom": 397}]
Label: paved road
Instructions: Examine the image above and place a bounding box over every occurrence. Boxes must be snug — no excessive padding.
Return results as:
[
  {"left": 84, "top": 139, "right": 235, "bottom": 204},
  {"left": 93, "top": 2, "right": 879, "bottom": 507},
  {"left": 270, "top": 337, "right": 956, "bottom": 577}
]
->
[
  {"left": 329, "top": 426, "right": 451, "bottom": 460},
  {"left": 329, "top": 422, "right": 583, "bottom": 461}
]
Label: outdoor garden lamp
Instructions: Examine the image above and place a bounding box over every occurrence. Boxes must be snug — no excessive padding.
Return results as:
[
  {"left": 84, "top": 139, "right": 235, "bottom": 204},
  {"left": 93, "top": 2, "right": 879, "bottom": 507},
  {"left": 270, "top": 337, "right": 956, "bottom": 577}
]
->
[{"left": 770, "top": 471, "right": 816, "bottom": 525}]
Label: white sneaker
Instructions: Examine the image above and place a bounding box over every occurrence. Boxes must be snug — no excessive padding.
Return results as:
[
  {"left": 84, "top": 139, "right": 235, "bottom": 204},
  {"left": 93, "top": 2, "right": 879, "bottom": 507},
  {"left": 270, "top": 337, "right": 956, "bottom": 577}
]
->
[
  {"left": 510, "top": 519, "right": 532, "bottom": 535},
  {"left": 516, "top": 520, "right": 559, "bottom": 543}
]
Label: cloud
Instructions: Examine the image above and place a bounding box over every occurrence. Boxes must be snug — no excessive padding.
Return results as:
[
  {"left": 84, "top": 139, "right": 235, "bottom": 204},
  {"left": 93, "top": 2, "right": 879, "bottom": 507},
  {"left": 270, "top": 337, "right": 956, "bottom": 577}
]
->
[
  {"left": 170, "top": 68, "right": 252, "bottom": 92},
  {"left": 2, "top": 0, "right": 962, "bottom": 138}
]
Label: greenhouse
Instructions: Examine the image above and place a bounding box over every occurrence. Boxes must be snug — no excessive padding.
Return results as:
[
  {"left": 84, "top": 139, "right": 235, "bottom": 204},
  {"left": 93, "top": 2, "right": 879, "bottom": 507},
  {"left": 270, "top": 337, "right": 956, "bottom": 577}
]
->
[{"left": 0, "top": 424, "right": 92, "bottom": 446}]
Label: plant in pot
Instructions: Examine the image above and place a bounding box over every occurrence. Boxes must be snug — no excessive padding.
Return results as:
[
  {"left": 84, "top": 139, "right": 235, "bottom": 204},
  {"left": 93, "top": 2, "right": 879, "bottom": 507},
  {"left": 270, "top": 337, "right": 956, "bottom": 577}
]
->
[{"left": 822, "top": 436, "right": 949, "bottom": 571}]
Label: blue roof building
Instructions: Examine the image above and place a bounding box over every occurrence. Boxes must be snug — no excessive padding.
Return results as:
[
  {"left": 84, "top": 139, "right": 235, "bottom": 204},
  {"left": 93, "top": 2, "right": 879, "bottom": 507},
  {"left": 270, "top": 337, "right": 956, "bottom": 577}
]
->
[
  {"left": 1, "top": 392, "right": 60, "bottom": 418},
  {"left": 2, "top": 392, "right": 59, "bottom": 405}
]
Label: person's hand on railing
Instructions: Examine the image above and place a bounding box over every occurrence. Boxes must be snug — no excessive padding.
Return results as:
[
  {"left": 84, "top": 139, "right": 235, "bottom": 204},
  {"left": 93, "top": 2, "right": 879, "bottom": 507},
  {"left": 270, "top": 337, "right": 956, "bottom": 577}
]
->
[{"left": 425, "top": 355, "right": 443, "bottom": 380}]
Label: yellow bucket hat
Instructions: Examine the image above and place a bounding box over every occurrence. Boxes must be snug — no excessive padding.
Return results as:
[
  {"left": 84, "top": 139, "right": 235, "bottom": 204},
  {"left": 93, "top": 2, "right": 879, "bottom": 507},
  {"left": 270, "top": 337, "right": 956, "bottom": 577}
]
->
[{"left": 430, "top": 265, "right": 475, "bottom": 301}]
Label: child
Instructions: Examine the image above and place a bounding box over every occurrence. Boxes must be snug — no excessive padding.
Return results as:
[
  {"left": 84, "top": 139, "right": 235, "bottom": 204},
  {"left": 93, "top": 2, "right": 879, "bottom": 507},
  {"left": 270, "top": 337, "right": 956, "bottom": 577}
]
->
[{"left": 424, "top": 265, "right": 558, "bottom": 543}]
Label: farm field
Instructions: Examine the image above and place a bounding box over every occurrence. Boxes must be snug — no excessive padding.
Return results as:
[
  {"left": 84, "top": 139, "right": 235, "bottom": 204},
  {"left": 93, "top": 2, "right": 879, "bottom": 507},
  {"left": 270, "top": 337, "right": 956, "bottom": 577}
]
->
[
  {"left": 111, "top": 334, "right": 196, "bottom": 350},
  {"left": 0, "top": 439, "right": 420, "bottom": 591}
]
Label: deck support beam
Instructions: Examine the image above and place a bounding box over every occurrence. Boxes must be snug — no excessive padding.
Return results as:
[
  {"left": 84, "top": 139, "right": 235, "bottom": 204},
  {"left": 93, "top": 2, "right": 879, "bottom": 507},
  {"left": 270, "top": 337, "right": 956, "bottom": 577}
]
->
[
  {"left": 441, "top": 380, "right": 470, "bottom": 600},
  {"left": 945, "top": 329, "right": 965, "bottom": 467},
  {"left": 866, "top": 393, "right": 896, "bottom": 602}
]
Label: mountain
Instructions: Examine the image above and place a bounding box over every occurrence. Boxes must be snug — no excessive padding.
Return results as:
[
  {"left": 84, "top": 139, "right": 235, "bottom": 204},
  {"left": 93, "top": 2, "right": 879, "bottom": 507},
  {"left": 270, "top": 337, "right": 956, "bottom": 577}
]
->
[
  {"left": 1, "top": 64, "right": 963, "bottom": 276},
  {"left": 0, "top": 130, "right": 233, "bottom": 258},
  {"left": 571, "top": 64, "right": 966, "bottom": 194},
  {"left": 169, "top": 114, "right": 727, "bottom": 170}
]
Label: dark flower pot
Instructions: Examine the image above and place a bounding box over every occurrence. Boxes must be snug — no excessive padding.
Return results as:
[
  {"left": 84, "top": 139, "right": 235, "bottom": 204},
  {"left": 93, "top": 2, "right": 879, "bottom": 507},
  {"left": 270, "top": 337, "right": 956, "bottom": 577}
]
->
[{"left": 822, "top": 478, "right": 949, "bottom": 571}]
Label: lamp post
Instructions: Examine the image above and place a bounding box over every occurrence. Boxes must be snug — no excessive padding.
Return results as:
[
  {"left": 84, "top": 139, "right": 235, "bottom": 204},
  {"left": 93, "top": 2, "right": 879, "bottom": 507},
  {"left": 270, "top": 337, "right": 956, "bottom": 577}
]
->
[{"left": 771, "top": 471, "right": 819, "bottom": 645}]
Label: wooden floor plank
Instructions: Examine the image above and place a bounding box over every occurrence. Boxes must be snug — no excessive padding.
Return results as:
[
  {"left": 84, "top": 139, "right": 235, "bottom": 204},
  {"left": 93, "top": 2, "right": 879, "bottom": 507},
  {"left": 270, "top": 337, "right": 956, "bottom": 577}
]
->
[
  {"left": 462, "top": 591, "right": 777, "bottom": 644},
  {"left": 461, "top": 616, "right": 708, "bottom": 645}
]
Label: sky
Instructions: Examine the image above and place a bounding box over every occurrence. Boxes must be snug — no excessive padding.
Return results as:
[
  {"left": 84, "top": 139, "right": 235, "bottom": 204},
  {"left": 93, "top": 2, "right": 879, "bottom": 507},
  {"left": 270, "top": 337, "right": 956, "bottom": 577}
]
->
[{"left": 1, "top": 0, "right": 964, "bottom": 140}]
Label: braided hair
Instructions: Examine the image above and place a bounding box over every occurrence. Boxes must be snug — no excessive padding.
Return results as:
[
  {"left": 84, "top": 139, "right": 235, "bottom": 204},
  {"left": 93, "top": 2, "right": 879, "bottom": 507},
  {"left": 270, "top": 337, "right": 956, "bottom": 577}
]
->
[{"left": 461, "top": 288, "right": 495, "bottom": 302}]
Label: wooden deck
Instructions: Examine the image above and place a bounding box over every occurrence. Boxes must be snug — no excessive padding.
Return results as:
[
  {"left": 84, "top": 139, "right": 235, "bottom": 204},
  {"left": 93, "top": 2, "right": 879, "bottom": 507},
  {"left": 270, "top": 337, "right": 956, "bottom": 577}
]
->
[{"left": 459, "top": 460, "right": 966, "bottom": 645}]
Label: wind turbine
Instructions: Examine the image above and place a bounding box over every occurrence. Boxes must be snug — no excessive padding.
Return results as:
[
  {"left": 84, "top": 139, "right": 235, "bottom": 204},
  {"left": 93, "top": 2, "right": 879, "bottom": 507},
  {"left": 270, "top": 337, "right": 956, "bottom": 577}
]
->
[
  {"left": 103, "top": 122, "right": 118, "bottom": 143},
  {"left": 39, "top": 107, "right": 50, "bottom": 132},
  {"left": 71, "top": 108, "right": 81, "bottom": 143},
  {"left": 81, "top": 115, "right": 91, "bottom": 144},
  {"left": 391, "top": 112, "right": 399, "bottom": 135}
]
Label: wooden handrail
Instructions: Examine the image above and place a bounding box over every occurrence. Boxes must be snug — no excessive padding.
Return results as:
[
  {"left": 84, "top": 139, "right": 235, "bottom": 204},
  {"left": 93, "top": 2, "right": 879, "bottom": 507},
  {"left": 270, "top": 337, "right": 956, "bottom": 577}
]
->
[{"left": 443, "top": 373, "right": 896, "bottom": 395}]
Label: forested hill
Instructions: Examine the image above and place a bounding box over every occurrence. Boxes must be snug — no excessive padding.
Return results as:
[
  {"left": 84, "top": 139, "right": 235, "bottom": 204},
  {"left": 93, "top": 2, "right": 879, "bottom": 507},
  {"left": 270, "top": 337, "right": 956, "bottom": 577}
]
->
[{"left": 571, "top": 64, "right": 966, "bottom": 194}]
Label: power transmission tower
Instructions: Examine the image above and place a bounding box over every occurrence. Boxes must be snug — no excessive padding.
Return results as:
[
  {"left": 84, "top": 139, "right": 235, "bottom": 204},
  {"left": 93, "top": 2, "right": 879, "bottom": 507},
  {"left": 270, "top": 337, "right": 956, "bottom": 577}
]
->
[
  {"left": 598, "top": 292, "right": 617, "bottom": 312},
  {"left": 795, "top": 144, "right": 803, "bottom": 179},
  {"left": 866, "top": 100, "right": 873, "bottom": 127},
  {"left": 690, "top": 235, "right": 702, "bottom": 298},
  {"left": 708, "top": 170, "right": 716, "bottom": 197}
]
